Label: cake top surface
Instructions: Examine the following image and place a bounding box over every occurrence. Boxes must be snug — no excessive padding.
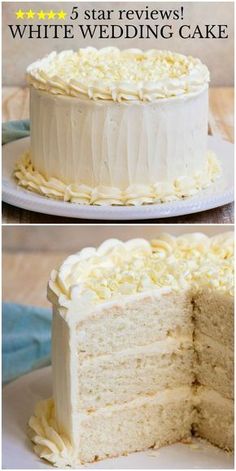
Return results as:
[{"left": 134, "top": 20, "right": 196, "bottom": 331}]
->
[
  {"left": 27, "top": 48, "right": 209, "bottom": 102},
  {"left": 48, "top": 233, "right": 233, "bottom": 316}
]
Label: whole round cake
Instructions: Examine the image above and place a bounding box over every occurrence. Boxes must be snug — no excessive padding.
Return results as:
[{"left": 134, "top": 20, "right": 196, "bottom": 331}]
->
[
  {"left": 28, "top": 233, "right": 233, "bottom": 466},
  {"left": 15, "top": 48, "right": 220, "bottom": 205}
]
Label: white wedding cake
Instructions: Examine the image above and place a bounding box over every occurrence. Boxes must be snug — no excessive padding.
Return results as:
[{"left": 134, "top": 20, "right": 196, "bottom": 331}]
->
[
  {"left": 28, "top": 233, "right": 234, "bottom": 466},
  {"left": 15, "top": 48, "right": 220, "bottom": 205}
]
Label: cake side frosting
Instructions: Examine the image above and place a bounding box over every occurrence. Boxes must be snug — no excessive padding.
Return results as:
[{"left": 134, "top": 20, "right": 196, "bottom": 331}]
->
[
  {"left": 48, "top": 233, "right": 234, "bottom": 315},
  {"left": 14, "top": 151, "right": 220, "bottom": 206},
  {"left": 16, "top": 83, "right": 215, "bottom": 201},
  {"left": 27, "top": 48, "right": 210, "bottom": 102}
]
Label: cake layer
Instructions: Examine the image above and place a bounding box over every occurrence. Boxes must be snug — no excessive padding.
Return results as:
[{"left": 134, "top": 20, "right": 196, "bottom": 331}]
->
[
  {"left": 77, "top": 338, "right": 193, "bottom": 409},
  {"left": 193, "top": 290, "right": 233, "bottom": 348},
  {"left": 76, "top": 292, "right": 193, "bottom": 357},
  {"left": 195, "top": 332, "right": 233, "bottom": 399},
  {"left": 194, "top": 387, "right": 234, "bottom": 450},
  {"left": 76, "top": 387, "right": 194, "bottom": 463}
]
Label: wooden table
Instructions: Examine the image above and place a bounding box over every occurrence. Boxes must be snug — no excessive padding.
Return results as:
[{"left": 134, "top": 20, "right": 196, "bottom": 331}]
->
[
  {"left": 2, "top": 86, "right": 234, "bottom": 224},
  {"left": 3, "top": 251, "right": 67, "bottom": 307}
]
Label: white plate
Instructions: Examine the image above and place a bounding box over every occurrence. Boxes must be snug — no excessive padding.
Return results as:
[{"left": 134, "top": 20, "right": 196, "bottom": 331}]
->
[
  {"left": 2, "top": 136, "right": 234, "bottom": 220},
  {"left": 3, "top": 367, "right": 233, "bottom": 469}
]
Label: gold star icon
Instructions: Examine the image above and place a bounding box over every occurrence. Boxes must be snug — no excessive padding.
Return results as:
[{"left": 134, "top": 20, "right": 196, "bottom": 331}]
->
[
  {"left": 47, "top": 10, "right": 56, "bottom": 19},
  {"left": 15, "top": 9, "right": 25, "bottom": 19},
  {"left": 37, "top": 10, "right": 46, "bottom": 20},
  {"left": 57, "top": 10, "right": 67, "bottom": 20},
  {"left": 26, "top": 9, "right": 35, "bottom": 19}
]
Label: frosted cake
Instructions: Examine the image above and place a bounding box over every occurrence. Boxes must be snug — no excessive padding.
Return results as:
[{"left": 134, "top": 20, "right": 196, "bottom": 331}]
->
[
  {"left": 28, "top": 232, "right": 234, "bottom": 466},
  {"left": 14, "top": 48, "right": 220, "bottom": 205}
]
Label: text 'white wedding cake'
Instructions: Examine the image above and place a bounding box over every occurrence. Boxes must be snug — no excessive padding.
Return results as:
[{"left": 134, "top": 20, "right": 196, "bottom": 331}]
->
[
  {"left": 15, "top": 48, "right": 220, "bottom": 205},
  {"left": 28, "top": 233, "right": 233, "bottom": 466}
]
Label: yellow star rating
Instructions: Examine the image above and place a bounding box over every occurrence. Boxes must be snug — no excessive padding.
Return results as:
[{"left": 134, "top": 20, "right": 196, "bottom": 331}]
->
[
  {"left": 15, "top": 9, "right": 25, "bottom": 19},
  {"left": 47, "top": 10, "right": 56, "bottom": 20},
  {"left": 26, "top": 9, "right": 35, "bottom": 19},
  {"left": 57, "top": 10, "right": 67, "bottom": 20},
  {"left": 14, "top": 9, "right": 68, "bottom": 20},
  {"left": 37, "top": 10, "right": 46, "bottom": 20}
]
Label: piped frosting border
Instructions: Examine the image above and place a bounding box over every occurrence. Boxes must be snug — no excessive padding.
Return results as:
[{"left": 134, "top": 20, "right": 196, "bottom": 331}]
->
[
  {"left": 14, "top": 151, "right": 220, "bottom": 206},
  {"left": 27, "top": 48, "right": 210, "bottom": 102},
  {"left": 28, "top": 398, "right": 79, "bottom": 467}
]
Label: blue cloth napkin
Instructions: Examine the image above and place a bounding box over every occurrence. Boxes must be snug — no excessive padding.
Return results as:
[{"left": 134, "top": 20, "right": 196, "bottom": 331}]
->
[
  {"left": 2, "top": 119, "right": 30, "bottom": 145},
  {"left": 2, "top": 302, "right": 51, "bottom": 384}
]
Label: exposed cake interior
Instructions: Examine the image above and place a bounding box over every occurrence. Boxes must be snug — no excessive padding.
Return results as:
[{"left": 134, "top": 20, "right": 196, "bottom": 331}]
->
[{"left": 28, "top": 233, "right": 234, "bottom": 466}]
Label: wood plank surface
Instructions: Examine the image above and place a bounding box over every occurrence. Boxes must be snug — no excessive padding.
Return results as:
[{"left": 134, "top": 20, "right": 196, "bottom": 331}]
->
[
  {"left": 2, "top": 87, "right": 29, "bottom": 122},
  {"left": 2, "top": 86, "right": 234, "bottom": 224},
  {"left": 209, "top": 88, "right": 234, "bottom": 143},
  {"left": 3, "top": 225, "right": 229, "bottom": 253},
  {"left": 3, "top": 252, "right": 68, "bottom": 307}
]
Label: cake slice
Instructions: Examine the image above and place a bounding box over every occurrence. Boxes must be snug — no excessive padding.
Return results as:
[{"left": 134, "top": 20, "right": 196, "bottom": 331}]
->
[{"left": 28, "top": 233, "right": 234, "bottom": 466}]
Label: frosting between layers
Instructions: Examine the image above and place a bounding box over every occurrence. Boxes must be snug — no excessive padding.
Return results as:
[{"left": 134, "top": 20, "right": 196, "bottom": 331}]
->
[
  {"left": 27, "top": 48, "right": 210, "bottom": 102},
  {"left": 14, "top": 151, "right": 220, "bottom": 206},
  {"left": 47, "top": 233, "right": 233, "bottom": 313}
]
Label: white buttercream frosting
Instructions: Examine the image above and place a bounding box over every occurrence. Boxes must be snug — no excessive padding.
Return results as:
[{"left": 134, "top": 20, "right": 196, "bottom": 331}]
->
[
  {"left": 14, "top": 151, "right": 220, "bottom": 206},
  {"left": 27, "top": 48, "right": 209, "bottom": 102},
  {"left": 48, "top": 233, "right": 234, "bottom": 313},
  {"left": 28, "top": 399, "right": 78, "bottom": 467}
]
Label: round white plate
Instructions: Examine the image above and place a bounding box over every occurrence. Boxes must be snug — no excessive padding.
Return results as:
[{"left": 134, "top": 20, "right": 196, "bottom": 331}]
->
[
  {"left": 3, "top": 367, "right": 233, "bottom": 469},
  {"left": 2, "top": 136, "right": 234, "bottom": 220}
]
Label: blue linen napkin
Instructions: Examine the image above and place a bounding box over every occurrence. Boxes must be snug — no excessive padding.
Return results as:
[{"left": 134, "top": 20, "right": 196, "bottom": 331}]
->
[
  {"left": 2, "top": 119, "right": 30, "bottom": 145},
  {"left": 2, "top": 302, "right": 51, "bottom": 384}
]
